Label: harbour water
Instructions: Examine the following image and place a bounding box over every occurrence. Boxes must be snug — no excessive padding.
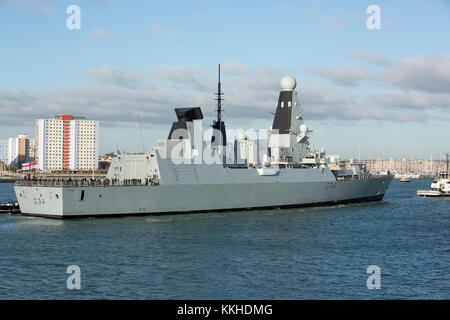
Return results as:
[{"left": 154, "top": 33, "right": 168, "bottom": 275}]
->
[{"left": 0, "top": 180, "right": 448, "bottom": 299}]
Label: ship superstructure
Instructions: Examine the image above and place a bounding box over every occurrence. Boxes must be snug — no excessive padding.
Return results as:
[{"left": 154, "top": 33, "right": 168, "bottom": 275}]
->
[{"left": 14, "top": 68, "right": 393, "bottom": 218}]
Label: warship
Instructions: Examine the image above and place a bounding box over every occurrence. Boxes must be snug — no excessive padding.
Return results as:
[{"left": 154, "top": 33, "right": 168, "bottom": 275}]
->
[{"left": 14, "top": 66, "right": 393, "bottom": 218}]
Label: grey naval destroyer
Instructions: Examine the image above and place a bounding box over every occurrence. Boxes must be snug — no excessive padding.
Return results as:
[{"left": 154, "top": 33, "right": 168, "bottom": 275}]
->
[{"left": 15, "top": 67, "right": 393, "bottom": 218}]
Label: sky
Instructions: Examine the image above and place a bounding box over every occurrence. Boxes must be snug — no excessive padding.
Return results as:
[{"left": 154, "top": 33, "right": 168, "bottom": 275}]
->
[{"left": 0, "top": 0, "right": 449, "bottom": 160}]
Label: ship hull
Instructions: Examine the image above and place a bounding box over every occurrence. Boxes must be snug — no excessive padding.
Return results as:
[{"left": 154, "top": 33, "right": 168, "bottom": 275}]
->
[{"left": 14, "top": 175, "right": 392, "bottom": 219}]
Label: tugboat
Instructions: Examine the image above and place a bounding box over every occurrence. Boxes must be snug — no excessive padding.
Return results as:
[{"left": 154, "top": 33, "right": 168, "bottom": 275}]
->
[{"left": 417, "top": 153, "right": 450, "bottom": 197}]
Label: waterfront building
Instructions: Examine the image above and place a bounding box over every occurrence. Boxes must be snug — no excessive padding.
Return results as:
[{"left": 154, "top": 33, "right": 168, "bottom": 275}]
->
[
  {"left": 28, "top": 138, "right": 36, "bottom": 162},
  {"left": 7, "top": 137, "right": 18, "bottom": 165},
  {"left": 0, "top": 134, "right": 35, "bottom": 167},
  {"left": 35, "top": 115, "right": 99, "bottom": 172},
  {"left": 0, "top": 139, "right": 8, "bottom": 165}
]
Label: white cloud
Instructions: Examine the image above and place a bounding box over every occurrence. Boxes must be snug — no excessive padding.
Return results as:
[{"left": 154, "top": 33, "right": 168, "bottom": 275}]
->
[
  {"left": 312, "top": 53, "right": 450, "bottom": 95},
  {"left": 84, "top": 66, "right": 144, "bottom": 88},
  {"left": 90, "top": 29, "right": 107, "bottom": 38},
  {"left": 191, "top": 12, "right": 206, "bottom": 22},
  {"left": 380, "top": 54, "right": 450, "bottom": 93},
  {"left": 1, "top": 0, "right": 56, "bottom": 14},
  {"left": 148, "top": 24, "right": 181, "bottom": 40},
  {"left": 1, "top": 56, "right": 449, "bottom": 130},
  {"left": 152, "top": 65, "right": 210, "bottom": 91},
  {"left": 90, "top": 29, "right": 124, "bottom": 40},
  {"left": 369, "top": 89, "right": 450, "bottom": 111},
  {"left": 352, "top": 51, "right": 393, "bottom": 66},
  {"left": 306, "top": 10, "right": 347, "bottom": 29},
  {"left": 221, "top": 63, "right": 249, "bottom": 76},
  {"left": 310, "top": 65, "right": 373, "bottom": 86}
]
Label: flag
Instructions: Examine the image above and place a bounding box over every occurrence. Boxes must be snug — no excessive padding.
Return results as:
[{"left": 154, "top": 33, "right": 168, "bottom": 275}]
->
[{"left": 22, "top": 161, "right": 38, "bottom": 171}]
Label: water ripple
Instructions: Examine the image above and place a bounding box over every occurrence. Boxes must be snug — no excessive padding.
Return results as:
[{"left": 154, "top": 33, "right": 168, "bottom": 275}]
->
[{"left": 0, "top": 179, "right": 448, "bottom": 299}]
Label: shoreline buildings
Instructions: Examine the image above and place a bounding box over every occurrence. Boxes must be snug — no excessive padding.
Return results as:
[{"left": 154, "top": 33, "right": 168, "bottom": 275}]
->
[
  {"left": 327, "top": 157, "right": 449, "bottom": 177},
  {"left": 35, "top": 115, "right": 99, "bottom": 172},
  {"left": 0, "top": 134, "right": 35, "bottom": 167},
  {"left": 355, "top": 158, "right": 448, "bottom": 175}
]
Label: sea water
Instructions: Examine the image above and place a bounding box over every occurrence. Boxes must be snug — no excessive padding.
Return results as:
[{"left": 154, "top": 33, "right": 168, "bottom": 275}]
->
[{"left": 0, "top": 180, "right": 448, "bottom": 299}]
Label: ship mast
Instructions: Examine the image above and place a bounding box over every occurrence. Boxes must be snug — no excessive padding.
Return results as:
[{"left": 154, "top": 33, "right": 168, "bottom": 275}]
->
[
  {"left": 211, "top": 64, "right": 227, "bottom": 164},
  {"left": 215, "top": 64, "right": 223, "bottom": 125}
]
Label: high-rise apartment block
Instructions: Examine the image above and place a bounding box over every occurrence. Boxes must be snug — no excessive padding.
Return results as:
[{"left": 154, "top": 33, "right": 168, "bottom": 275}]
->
[
  {"left": 36, "top": 115, "right": 99, "bottom": 172},
  {"left": 0, "top": 139, "right": 8, "bottom": 165},
  {"left": 0, "top": 134, "right": 35, "bottom": 166}
]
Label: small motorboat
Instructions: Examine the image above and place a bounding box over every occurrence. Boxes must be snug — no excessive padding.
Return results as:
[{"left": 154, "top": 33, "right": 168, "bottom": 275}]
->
[
  {"left": 0, "top": 202, "right": 20, "bottom": 214},
  {"left": 417, "top": 154, "right": 450, "bottom": 197},
  {"left": 417, "top": 189, "right": 441, "bottom": 197}
]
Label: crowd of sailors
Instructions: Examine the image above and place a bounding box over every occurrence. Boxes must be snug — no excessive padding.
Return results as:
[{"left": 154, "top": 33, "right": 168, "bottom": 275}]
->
[{"left": 21, "top": 175, "right": 161, "bottom": 186}]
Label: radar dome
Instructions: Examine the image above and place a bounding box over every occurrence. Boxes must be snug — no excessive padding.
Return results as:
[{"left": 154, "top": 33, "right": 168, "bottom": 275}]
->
[
  {"left": 300, "top": 124, "right": 308, "bottom": 133},
  {"left": 280, "top": 76, "right": 296, "bottom": 91}
]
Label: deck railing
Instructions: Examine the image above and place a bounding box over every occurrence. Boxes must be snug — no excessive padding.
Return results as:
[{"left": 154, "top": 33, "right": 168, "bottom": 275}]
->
[
  {"left": 15, "top": 172, "right": 389, "bottom": 188},
  {"left": 15, "top": 179, "right": 160, "bottom": 188},
  {"left": 335, "top": 173, "right": 388, "bottom": 181}
]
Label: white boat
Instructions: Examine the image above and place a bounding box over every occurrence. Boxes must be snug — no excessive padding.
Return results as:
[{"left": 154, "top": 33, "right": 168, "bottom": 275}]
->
[
  {"left": 417, "top": 154, "right": 450, "bottom": 197},
  {"left": 416, "top": 189, "right": 442, "bottom": 197}
]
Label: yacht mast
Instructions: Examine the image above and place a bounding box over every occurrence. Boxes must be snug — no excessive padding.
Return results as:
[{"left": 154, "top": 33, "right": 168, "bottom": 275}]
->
[{"left": 446, "top": 152, "right": 449, "bottom": 179}]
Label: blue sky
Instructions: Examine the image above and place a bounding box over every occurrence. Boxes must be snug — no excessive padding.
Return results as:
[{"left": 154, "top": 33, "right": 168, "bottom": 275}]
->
[{"left": 0, "top": 0, "right": 449, "bottom": 159}]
